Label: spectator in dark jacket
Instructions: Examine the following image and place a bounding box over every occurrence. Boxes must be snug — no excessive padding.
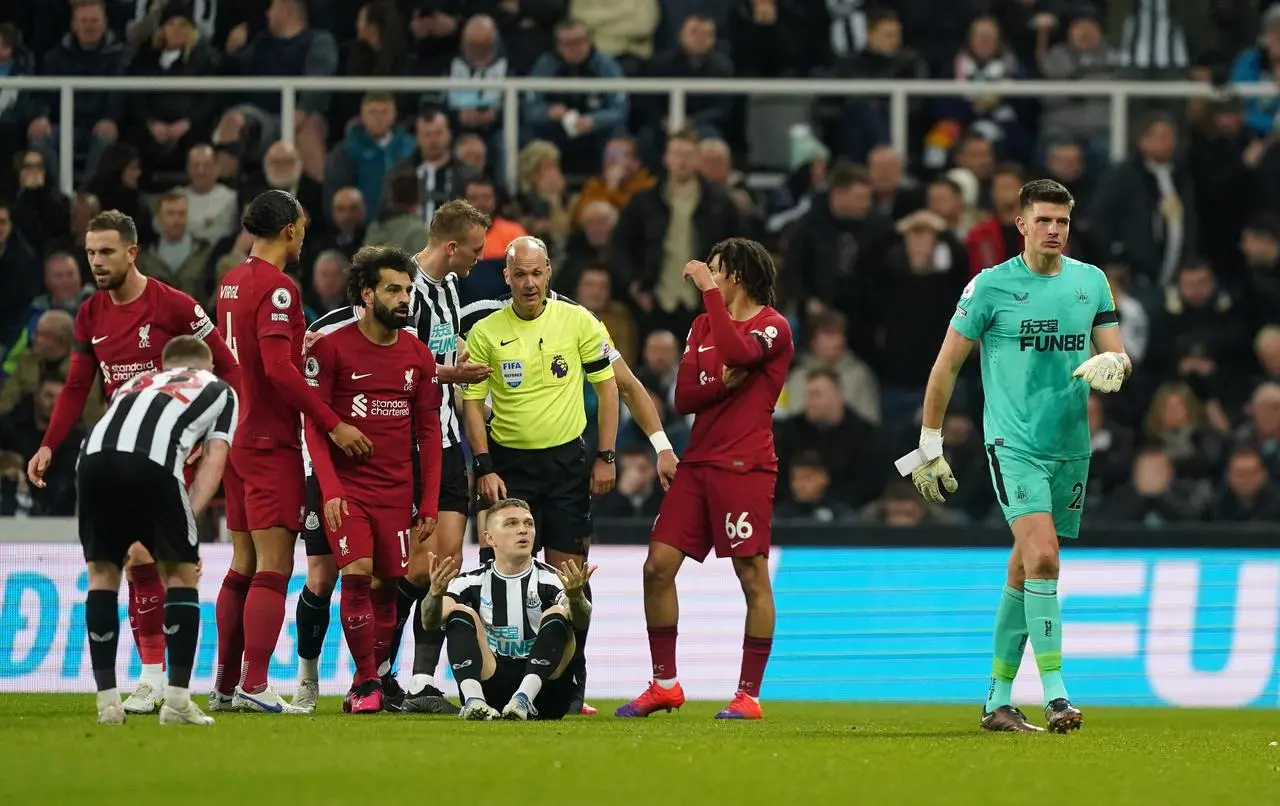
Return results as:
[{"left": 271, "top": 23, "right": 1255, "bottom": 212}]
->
[
  {"left": 727, "top": 0, "right": 829, "bottom": 78},
  {"left": 639, "top": 15, "right": 734, "bottom": 165},
  {"left": 774, "top": 451, "right": 858, "bottom": 523},
  {"left": 323, "top": 92, "right": 416, "bottom": 218},
  {"left": 30, "top": 0, "right": 130, "bottom": 183},
  {"left": 1093, "top": 448, "right": 1209, "bottom": 525},
  {"left": 1211, "top": 447, "right": 1280, "bottom": 522},
  {"left": 594, "top": 444, "right": 664, "bottom": 518},
  {"left": 333, "top": 0, "right": 409, "bottom": 131},
  {"left": 128, "top": 1, "right": 221, "bottom": 181},
  {"left": 0, "top": 374, "right": 82, "bottom": 516},
  {"left": 0, "top": 24, "right": 40, "bottom": 191},
  {"left": 0, "top": 201, "right": 42, "bottom": 360},
  {"left": 7, "top": 149, "right": 72, "bottom": 252},
  {"left": 84, "top": 144, "right": 156, "bottom": 246}
]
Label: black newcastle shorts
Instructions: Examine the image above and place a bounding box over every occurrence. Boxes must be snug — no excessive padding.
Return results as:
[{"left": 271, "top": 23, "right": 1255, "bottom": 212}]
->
[
  {"left": 480, "top": 656, "right": 575, "bottom": 721},
  {"left": 482, "top": 437, "right": 592, "bottom": 556},
  {"left": 78, "top": 451, "right": 199, "bottom": 567}
]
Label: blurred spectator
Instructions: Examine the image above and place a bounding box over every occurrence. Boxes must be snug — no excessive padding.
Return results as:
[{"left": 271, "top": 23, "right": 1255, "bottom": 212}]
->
[
  {"left": 0, "top": 24, "right": 40, "bottom": 189},
  {"left": 1090, "top": 112, "right": 1197, "bottom": 287},
  {"left": 0, "top": 374, "right": 81, "bottom": 516},
  {"left": 561, "top": 199, "right": 617, "bottom": 295},
  {"left": 966, "top": 163, "right": 1024, "bottom": 276},
  {"left": 30, "top": 0, "right": 128, "bottom": 183},
  {"left": 1042, "top": 140, "right": 1098, "bottom": 240},
  {"left": 774, "top": 450, "right": 857, "bottom": 522},
  {"left": 404, "top": 0, "right": 462, "bottom": 76},
  {"left": 613, "top": 128, "right": 741, "bottom": 338},
  {"left": 594, "top": 443, "right": 663, "bottom": 517},
  {"left": 84, "top": 144, "right": 155, "bottom": 245},
  {"left": 525, "top": 19, "right": 628, "bottom": 174},
  {"left": 880, "top": 210, "right": 969, "bottom": 426},
  {"left": 209, "top": 215, "right": 255, "bottom": 285},
  {"left": 866, "top": 145, "right": 924, "bottom": 223},
  {"left": 136, "top": 192, "right": 213, "bottom": 300},
  {"left": 465, "top": 174, "right": 526, "bottom": 261},
  {"left": 515, "top": 140, "right": 572, "bottom": 260},
  {"left": 570, "top": 136, "right": 656, "bottom": 224},
  {"left": 1104, "top": 262, "right": 1149, "bottom": 365},
  {"left": 938, "top": 406, "right": 993, "bottom": 522},
  {"left": 127, "top": 0, "right": 220, "bottom": 180},
  {"left": 125, "top": 0, "right": 219, "bottom": 45},
  {"left": 0, "top": 201, "right": 42, "bottom": 359},
  {"left": 312, "top": 187, "right": 367, "bottom": 261},
  {"left": 569, "top": 0, "right": 659, "bottom": 75},
  {"left": 364, "top": 166, "right": 429, "bottom": 253},
  {"left": 453, "top": 132, "right": 491, "bottom": 178},
  {"left": 783, "top": 162, "right": 891, "bottom": 358},
  {"left": 1093, "top": 448, "right": 1208, "bottom": 525},
  {"left": 1038, "top": 12, "right": 1120, "bottom": 167},
  {"left": 951, "top": 133, "right": 996, "bottom": 208},
  {"left": 17, "top": 252, "right": 94, "bottom": 353},
  {"left": 306, "top": 249, "right": 348, "bottom": 316},
  {"left": 634, "top": 329, "right": 679, "bottom": 407},
  {"left": 641, "top": 15, "right": 734, "bottom": 159},
  {"left": 575, "top": 266, "right": 637, "bottom": 365},
  {"left": 1211, "top": 447, "right": 1280, "bottom": 521},
  {"left": 1188, "top": 93, "right": 1255, "bottom": 284},
  {"left": 180, "top": 144, "right": 238, "bottom": 244},
  {"left": 323, "top": 92, "right": 416, "bottom": 218},
  {"left": 1143, "top": 381, "right": 1227, "bottom": 482},
  {"left": 783, "top": 310, "right": 878, "bottom": 424},
  {"left": 0, "top": 310, "right": 103, "bottom": 425},
  {"left": 1242, "top": 214, "right": 1280, "bottom": 324},
  {"left": 860, "top": 478, "right": 958, "bottom": 526},
  {"left": 1089, "top": 394, "right": 1137, "bottom": 498},
  {"left": 243, "top": 140, "right": 327, "bottom": 237},
  {"left": 774, "top": 368, "right": 886, "bottom": 509},
  {"left": 943, "top": 16, "right": 1030, "bottom": 162},
  {"left": 698, "top": 138, "right": 760, "bottom": 230},
  {"left": 480, "top": 0, "right": 565, "bottom": 75},
  {"left": 1253, "top": 325, "right": 1280, "bottom": 387},
  {"left": 44, "top": 191, "right": 101, "bottom": 282},
  {"left": 402, "top": 108, "right": 463, "bottom": 225},
  {"left": 1106, "top": 0, "right": 1198, "bottom": 77},
  {"left": 217, "top": 0, "right": 338, "bottom": 179},
  {"left": 8, "top": 149, "right": 72, "bottom": 250},
  {"left": 1228, "top": 5, "right": 1280, "bottom": 137},
  {"left": 727, "top": 0, "right": 830, "bottom": 78},
  {"left": 763, "top": 126, "right": 829, "bottom": 238},
  {"left": 446, "top": 15, "right": 507, "bottom": 165},
  {"left": 926, "top": 175, "right": 978, "bottom": 241},
  {"left": 1234, "top": 382, "right": 1280, "bottom": 479},
  {"left": 335, "top": 1, "right": 408, "bottom": 130},
  {"left": 991, "top": 0, "right": 1059, "bottom": 69}
]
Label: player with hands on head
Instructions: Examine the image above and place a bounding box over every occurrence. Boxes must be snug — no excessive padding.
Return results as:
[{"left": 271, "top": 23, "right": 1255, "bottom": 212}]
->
[
  {"left": 902, "top": 177, "right": 1129, "bottom": 734},
  {"left": 419, "top": 498, "right": 595, "bottom": 721}
]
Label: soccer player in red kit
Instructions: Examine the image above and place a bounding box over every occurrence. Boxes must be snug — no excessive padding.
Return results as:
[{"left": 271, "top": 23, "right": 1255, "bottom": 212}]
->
[
  {"left": 303, "top": 246, "right": 443, "bottom": 714},
  {"left": 616, "top": 238, "right": 793, "bottom": 721},
  {"left": 26, "top": 210, "right": 240, "bottom": 716},
  {"left": 213, "top": 190, "right": 372, "bottom": 713}
]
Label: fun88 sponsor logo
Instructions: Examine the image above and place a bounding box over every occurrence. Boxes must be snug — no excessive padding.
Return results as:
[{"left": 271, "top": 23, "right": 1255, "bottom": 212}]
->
[{"left": 486, "top": 625, "right": 534, "bottom": 658}]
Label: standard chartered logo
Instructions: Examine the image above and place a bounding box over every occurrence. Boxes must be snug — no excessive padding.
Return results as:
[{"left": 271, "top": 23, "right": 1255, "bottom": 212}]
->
[{"left": 351, "top": 394, "right": 367, "bottom": 418}]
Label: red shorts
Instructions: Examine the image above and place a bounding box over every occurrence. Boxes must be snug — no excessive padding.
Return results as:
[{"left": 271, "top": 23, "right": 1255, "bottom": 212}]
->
[
  {"left": 230, "top": 446, "right": 305, "bottom": 533},
  {"left": 222, "top": 459, "right": 247, "bottom": 533},
  {"left": 651, "top": 465, "right": 775, "bottom": 562},
  {"left": 324, "top": 500, "right": 412, "bottom": 580}
]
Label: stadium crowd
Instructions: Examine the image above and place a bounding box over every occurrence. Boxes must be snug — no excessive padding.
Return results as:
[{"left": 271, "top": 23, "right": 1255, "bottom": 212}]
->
[{"left": 2, "top": 0, "right": 1280, "bottom": 527}]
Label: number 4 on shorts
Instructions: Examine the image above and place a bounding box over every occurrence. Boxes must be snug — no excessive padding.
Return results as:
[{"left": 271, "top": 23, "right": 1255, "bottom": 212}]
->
[{"left": 725, "top": 512, "right": 753, "bottom": 548}]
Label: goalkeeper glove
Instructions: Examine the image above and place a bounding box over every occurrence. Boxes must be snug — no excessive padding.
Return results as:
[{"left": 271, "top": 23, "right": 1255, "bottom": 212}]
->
[
  {"left": 1073, "top": 352, "right": 1128, "bottom": 393},
  {"left": 900, "top": 427, "right": 957, "bottom": 504}
]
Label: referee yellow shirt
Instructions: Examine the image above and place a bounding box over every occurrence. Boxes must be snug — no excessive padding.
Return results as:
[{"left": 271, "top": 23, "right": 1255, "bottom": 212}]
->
[{"left": 463, "top": 298, "right": 616, "bottom": 450}]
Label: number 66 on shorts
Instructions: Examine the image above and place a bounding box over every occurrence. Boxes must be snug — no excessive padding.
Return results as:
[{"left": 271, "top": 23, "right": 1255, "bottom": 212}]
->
[{"left": 650, "top": 464, "right": 775, "bottom": 562}]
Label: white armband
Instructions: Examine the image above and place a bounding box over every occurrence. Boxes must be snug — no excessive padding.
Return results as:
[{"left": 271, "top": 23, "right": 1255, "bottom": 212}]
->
[{"left": 649, "top": 431, "right": 673, "bottom": 454}]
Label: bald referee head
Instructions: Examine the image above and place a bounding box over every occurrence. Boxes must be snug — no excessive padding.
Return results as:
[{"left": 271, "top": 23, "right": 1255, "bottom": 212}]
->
[{"left": 504, "top": 236, "right": 551, "bottom": 320}]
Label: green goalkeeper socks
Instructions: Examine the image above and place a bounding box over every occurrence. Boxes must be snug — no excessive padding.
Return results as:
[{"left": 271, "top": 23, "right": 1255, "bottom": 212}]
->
[
  {"left": 984, "top": 585, "right": 1027, "bottom": 712},
  {"left": 1024, "top": 578, "right": 1069, "bottom": 705}
]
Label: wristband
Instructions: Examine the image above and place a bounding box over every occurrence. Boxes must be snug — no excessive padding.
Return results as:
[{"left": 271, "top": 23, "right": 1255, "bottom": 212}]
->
[
  {"left": 649, "top": 431, "right": 673, "bottom": 454},
  {"left": 473, "top": 453, "right": 494, "bottom": 477}
]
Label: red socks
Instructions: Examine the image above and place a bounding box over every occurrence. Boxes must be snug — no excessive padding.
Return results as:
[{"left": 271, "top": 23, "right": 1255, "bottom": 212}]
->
[
  {"left": 739, "top": 635, "right": 773, "bottom": 698},
  {"left": 239, "top": 571, "right": 288, "bottom": 693},
  {"left": 214, "top": 570, "right": 252, "bottom": 695},
  {"left": 128, "top": 563, "right": 166, "bottom": 667},
  {"left": 341, "top": 575, "right": 378, "bottom": 685},
  {"left": 370, "top": 585, "right": 396, "bottom": 672},
  {"left": 647, "top": 625, "right": 677, "bottom": 680}
]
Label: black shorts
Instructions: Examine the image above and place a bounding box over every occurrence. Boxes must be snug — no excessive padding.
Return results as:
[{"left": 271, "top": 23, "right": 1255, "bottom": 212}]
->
[
  {"left": 483, "top": 437, "right": 592, "bottom": 555},
  {"left": 78, "top": 451, "right": 198, "bottom": 567},
  {"left": 481, "top": 657, "right": 575, "bottom": 721}
]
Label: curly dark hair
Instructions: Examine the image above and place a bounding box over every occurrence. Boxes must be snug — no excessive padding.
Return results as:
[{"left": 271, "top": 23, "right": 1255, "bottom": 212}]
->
[
  {"left": 242, "top": 189, "right": 302, "bottom": 238},
  {"left": 707, "top": 237, "right": 778, "bottom": 308},
  {"left": 345, "top": 244, "right": 417, "bottom": 306}
]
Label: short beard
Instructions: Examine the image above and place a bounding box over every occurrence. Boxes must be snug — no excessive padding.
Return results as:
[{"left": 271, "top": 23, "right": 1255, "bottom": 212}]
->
[
  {"left": 372, "top": 298, "right": 409, "bottom": 330},
  {"left": 96, "top": 272, "right": 126, "bottom": 291}
]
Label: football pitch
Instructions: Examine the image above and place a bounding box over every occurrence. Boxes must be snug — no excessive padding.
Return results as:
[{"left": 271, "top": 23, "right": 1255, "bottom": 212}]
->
[{"left": 2, "top": 697, "right": 1276, "bottom": 805}]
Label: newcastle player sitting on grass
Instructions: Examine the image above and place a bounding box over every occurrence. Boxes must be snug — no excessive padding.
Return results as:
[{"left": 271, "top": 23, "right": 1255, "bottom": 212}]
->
[{"left": 419, "top": 498, "right": 595, "bottom": 721}]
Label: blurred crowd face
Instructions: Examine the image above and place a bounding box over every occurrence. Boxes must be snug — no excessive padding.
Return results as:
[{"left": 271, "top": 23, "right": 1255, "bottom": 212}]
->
[
  {"left": 1227, "top": 452, "right": 1267, "bottom": 500},
  {"left": 927, "top": 181, "right": 963, "bottom": 224},
  {"left": 967, "top": 17, "right": 1001, "bottom": 60},
  {"left": 642, "top": 331, "right": 679, "bottom": 375},
  {"left": 264, "top": 142, "right": 303, "bottom": 188},
  {"left": 0, "top": 205, "right": 10, "bottom": 248},
  {"left": 1133, "top": 451, "right": 1174, "bottom": 496},
  {"left": 463, "top": 180, "right": 496, "bottom": 216},
  {"left": 809, "top": 326, "right": 847, "bottom": 362},
  {"left": 883, "top": 493, "right": 926, "bottom": 526},
  {"left": 603, "top": 138, "right": 639, "bottom": 177},
  {"left": 454, "top": 134, "right": 487, "bottom": 171},
  {"left": 462, "top": 16, "right": 498, "bottom": 66},
  {"left": 1256, "top": 330, "right": 1280, "bottom": 376},
  {"left": 18, "top": 150, "right": 47, "bottom": 190},
  {"left": 579, "top": 202, "right": 617, "bottom": 249},
  {"left": 1177, "top": 265, "right": 1215, "bottom": 307},
  {"left": 1252, "top": 385, "right": 1280, "bottom": 438},
  {"left": 865, "top": 17, "right": 901, "bottom": 56},
  {"left": 789, "top": 463, "right": 829, "bottom": 504},
  {"left": 992, "top": 172, "right": 1022, "bottom": 213},
  {"left": 33, "top": 312, "right": 72, "bottom": 360},
  {"left": 1264, "top": 18, "right": 1280, "bottom": 61},
  {"left": 664, "top": 137, "right": 699, "bottom": 184},
  {"left": 680, "top": 17, "right": 716, "bottom": 58},
  {"left": 312, "top": 255, "right": 345, "bottom": 301},
  {"left": 555, "top": 23, "right": 591, "bottom": 65},
  {"left": 1139, "top": 121, "right": 1177, "bottom": 164},
  {"left": 267, "top": 0, "right": 303, "bottom": 37},
  {"left": 44, "top": 254, "right": 83, "bottom": 302},
  {"left": 617, "top": 451, "right": 657, "bottom": 496},
  {"left": 867, "top": 147, "right": 901, "bottom": 195},
  {"left": 698, "top": 141, "right": 732, "bottom": 186},
  {"left": 161, "top": 16, "right": 192, "bottom": 50},
  {"left": 1046, "top": 142, "right": 1084, "bottom": 183},
  {"left": 828, "top": 180, "right": 872, "bottom": 220},
  {"left": 36, "top": 379, "right": 63, "bottom": 424},
  {"left": 1241, "top": 228, "right": 1280, "bottom": 268},
  {"left": 575, "top": 268, "right": 611, "bottom": 313},
  {"left": 157, "top": 197, "right": 189, "bottom": 242},
  {"left": 1068, "top": 17, "right": 1102, "bottom": 53},
  {"left": 956, "top": 137, "right": 994, "bottom": 180},
  {"left": 803, "top": 375, "right": 845, "bottom": 425},
  {"left": 187, "top": 147, "right": 219, "bottom": 193},
  {"left": 360, "top": 98, "right": 397, "bottom": 139},
  {"left": 73, "top": 2, "right": 107, "bottom": 49},
  {"left": 331, "top": 189, "right": 366, "bottom": 233},
  {"left": 1158, "top": 390, "right": 1192, "bottom": 431},
  {"left": 904, "top": 227, "right": 939, "bottom": 270},
  {"left": 416, "top": 114, "right": 452, "bottom": 163}
]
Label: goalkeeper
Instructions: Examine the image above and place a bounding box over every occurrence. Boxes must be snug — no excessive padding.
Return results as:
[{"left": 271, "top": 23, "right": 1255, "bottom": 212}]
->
[{"left": 899, "top": 178, "right": 1129, "bottom": 735}]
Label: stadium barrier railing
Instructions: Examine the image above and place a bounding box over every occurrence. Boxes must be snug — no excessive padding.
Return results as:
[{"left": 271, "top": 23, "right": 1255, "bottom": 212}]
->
[{"left": 1, "top": 75, "right": 1276, "bottom": 196}]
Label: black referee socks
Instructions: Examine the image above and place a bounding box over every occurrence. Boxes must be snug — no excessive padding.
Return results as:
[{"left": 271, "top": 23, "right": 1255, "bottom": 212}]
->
[
  {"left": 164, "top": 587, "right": 200, "bottom": 689},
  {"left": 444, "top": 610, "right": 483, "bottom": 686},
  {"left": 528, "top": 612, "right": 571, "bottom": 681},
  {"left": 86, "top": 589, "right": 120, "bottom": 692}
]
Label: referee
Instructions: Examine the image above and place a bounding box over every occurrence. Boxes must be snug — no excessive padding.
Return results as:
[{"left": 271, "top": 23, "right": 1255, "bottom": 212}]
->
[{"left": 463, "top": 236, "right": 618, "bottom": 706}]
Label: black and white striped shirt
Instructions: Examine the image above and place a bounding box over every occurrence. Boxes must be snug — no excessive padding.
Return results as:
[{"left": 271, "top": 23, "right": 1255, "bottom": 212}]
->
[
  {"left": 446, "top": 559, "right": 567, "bottom": 659},
  {"left": 413, "top": 269, "right": 495, "bottom": 448},
  {"left": 82, "top": 367, "right": 237, "bottom": 480},
  {"left": 1116, "top": 0, "right": 1190, "bottom": 72}
]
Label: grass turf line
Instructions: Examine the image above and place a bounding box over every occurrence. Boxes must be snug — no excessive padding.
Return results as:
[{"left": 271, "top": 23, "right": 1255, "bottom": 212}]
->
[{"left": 2, "top": 696, "right": 1275, "bottom": 805}]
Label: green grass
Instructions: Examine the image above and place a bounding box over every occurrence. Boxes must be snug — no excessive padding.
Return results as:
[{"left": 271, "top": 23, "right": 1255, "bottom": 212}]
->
[{"left": 2, "top": 696, "right": 1276, "bottom": 805}]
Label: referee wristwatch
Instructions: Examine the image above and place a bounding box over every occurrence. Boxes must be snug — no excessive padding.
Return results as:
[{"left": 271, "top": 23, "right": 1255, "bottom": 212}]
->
[{"left": 597, "top": 450, "right": 616, "bottom": 464}]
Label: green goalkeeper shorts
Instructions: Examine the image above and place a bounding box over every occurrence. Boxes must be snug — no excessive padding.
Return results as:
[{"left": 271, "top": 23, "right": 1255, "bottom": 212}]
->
[{"left": 984, "top": 442, "right": 1089, "bottom": 539}]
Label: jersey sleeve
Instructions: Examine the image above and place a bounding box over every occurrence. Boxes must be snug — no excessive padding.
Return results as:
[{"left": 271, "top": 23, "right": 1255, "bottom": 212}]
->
[
  {"left": 951, "top": 272, "right": 995, "bottom": 340},
  {"left": 301, "top": 337, "right": 345, "bottom": 500},
  {"left": 256, "top": 280, "right": 300, "bottom": 340},
  {"left": 1093, "top": 268, "right": 1119, "bottom": 329},
  {"left": 205, "top": 383, "right": 239, "bottom": 446},
  {"left": 577, "top": 308, "right": 616, "bottom": 383},
  {"left": 460, "top": 320, "right": 492, "bottom": 401},
  {"left": 72, "top": 301, "right": 95, "bottom": 352},
  {"left": 701, "top": 288, "right": 786, "bottom": 369}
]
